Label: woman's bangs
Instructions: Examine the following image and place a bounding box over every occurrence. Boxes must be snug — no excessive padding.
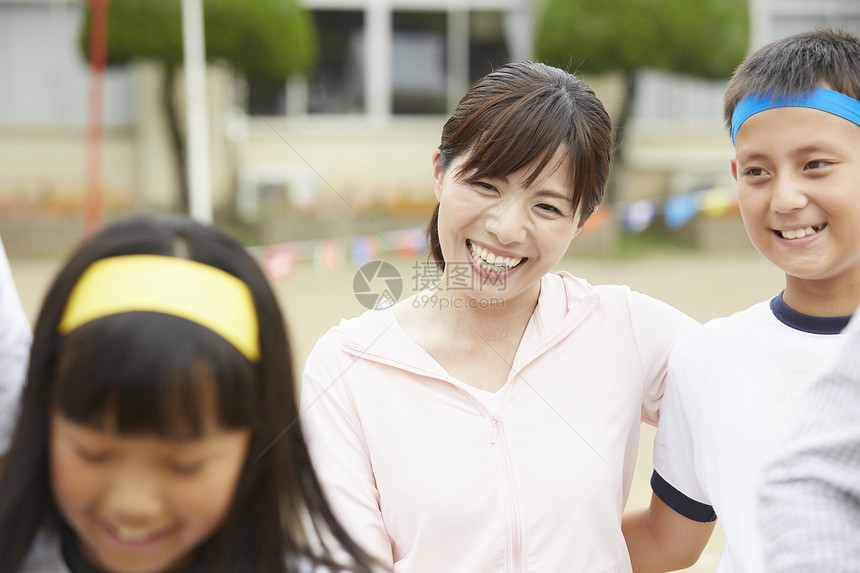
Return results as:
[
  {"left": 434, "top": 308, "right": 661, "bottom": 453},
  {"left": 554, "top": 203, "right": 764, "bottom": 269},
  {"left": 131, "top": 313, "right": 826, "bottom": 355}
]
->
[
  {"left": 460, "top": 89, "right": 571, "bottom": 187},
  {"left": 53, "top": 313, "right": 257, "bottom": 438}
]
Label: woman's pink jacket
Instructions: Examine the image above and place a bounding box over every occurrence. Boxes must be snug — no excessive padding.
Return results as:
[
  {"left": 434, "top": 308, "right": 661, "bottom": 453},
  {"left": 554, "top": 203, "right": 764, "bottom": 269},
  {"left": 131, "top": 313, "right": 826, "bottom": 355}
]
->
[{"left": 301, "top": 272, "right": 698, "bottom": 572}]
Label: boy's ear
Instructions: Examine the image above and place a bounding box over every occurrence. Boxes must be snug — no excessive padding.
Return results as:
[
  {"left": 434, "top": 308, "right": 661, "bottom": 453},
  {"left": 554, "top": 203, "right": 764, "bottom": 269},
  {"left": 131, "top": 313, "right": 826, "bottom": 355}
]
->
[
  {"left": 431, "top": 148, "right": 444, "bottom": 202},
  {"left": 730, "top": 158, "right": 738, "bottom": 181}
]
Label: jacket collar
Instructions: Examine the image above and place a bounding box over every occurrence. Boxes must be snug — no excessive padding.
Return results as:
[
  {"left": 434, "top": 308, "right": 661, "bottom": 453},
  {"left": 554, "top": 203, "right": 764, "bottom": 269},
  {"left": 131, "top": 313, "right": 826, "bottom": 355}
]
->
[{"left": 339, "top": 272, "right": 599, "bottom": 377}]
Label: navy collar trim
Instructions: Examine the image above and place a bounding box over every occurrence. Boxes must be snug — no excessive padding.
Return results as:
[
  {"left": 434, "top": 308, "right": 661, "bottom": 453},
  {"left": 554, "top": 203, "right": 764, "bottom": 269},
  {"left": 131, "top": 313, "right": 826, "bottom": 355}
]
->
[
  {"left": 770, "top": 292, "right": 850, "bottom": 335},
  {"left": 61, "top": 525, "right": 102, "bottom": 573}
]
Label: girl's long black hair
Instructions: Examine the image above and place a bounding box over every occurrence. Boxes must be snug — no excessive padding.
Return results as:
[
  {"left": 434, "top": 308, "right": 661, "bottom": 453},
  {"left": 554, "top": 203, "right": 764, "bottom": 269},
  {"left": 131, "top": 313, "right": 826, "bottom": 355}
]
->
[{"left": 0, "top": 214, "right": 372, "bottom": 573}]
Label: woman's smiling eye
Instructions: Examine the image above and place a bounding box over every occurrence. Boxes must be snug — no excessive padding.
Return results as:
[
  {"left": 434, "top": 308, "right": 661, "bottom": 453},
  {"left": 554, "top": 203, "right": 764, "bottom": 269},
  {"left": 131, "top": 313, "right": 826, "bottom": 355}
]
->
[
  {"left": 536, "top": 203, "right": 562, "bottom": 215},
  {"left": 473, "top": 181, "right": 498, "bottom": 193}
]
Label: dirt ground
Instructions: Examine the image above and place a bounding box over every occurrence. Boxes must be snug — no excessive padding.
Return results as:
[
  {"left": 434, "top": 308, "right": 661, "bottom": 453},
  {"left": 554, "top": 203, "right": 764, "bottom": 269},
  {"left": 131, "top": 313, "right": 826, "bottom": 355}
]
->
[{"left": 7, "top": 243, "right": 785, "bottom": 572}]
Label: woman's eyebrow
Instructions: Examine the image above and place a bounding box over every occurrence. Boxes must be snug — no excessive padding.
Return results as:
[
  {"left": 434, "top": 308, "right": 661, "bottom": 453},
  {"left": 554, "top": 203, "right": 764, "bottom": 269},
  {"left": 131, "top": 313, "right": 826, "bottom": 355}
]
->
[{"left": 533, "top": 189, "right": 571, "bottom": 202}]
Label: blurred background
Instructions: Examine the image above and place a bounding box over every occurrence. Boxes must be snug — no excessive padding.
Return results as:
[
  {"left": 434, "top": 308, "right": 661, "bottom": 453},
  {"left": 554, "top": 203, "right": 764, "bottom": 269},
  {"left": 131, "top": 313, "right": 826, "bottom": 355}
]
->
[
  {"left": 1, "top": 0, "right": 858, "bottom": 257},
  {"left": 1, "top": 1, "right": 859, "bottom": 570}
]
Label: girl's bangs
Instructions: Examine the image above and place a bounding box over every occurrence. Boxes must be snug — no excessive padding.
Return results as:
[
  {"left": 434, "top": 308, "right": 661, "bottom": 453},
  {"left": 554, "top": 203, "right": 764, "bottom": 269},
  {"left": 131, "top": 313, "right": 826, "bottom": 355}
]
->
[{"left": 53, "top": 312, "right": 257, "bottom": 438}]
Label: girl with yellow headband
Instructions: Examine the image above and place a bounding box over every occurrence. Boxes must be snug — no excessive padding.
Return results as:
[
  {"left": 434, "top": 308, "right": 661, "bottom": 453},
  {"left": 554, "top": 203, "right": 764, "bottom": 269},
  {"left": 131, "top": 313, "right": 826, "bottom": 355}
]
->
[{"left": 0, "top": 215, "right": 371, "bottom": 573}]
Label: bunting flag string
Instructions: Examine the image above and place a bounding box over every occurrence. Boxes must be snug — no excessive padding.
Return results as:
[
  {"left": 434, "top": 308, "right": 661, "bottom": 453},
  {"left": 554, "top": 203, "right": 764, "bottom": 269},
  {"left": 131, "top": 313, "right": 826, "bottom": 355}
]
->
[
  {"left": 247, "top": 184, "right": 739, "bottom": 281},
  {"left": 246, "top": 227, "right": 430, "bottom": 281},
  {"left": 617, "top": 184, "right": 738, "bottom": 234}
]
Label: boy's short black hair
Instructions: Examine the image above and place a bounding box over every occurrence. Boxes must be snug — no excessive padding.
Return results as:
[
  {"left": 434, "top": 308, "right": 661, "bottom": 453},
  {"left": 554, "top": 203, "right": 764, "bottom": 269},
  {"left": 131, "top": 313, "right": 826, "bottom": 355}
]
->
[{"left": 724, "top": 28, "right": 860, "bottom": 131}]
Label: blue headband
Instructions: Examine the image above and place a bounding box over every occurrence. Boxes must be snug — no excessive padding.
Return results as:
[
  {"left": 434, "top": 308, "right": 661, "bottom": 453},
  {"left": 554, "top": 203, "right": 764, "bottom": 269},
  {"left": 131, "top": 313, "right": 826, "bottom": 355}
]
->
[{"left": 731, "top": 87, "right": 860, "bottom": 145}]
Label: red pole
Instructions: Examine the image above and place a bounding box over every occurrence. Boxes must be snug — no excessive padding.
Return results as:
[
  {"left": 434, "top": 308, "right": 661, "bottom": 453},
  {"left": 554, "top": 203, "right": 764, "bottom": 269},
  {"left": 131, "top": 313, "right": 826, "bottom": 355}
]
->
[{"left": 85, "top": 0, "right": 108, "bottom": 237}]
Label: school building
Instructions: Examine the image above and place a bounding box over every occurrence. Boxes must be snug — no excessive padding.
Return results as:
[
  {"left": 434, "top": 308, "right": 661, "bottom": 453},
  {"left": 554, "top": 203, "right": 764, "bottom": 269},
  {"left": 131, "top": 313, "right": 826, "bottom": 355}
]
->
[{"left": 0, "top": 0, "right": 858, "bottom": 232}]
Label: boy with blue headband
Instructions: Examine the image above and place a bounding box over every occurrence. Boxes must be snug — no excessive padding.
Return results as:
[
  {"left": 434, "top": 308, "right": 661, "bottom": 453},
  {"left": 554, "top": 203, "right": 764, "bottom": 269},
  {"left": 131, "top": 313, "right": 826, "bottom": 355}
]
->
[{"left": 623, "top": 28, "right": 860, "bottom": 572}]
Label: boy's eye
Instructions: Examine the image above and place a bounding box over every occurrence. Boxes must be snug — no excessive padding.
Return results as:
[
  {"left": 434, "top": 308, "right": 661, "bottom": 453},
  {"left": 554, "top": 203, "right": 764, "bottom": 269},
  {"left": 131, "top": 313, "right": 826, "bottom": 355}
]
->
[
  {"left": 743, "top": 167, "right": 767, "bottom": 177},
  {"left": 805, "top": 159, "right": 829, "bottom": 170}
]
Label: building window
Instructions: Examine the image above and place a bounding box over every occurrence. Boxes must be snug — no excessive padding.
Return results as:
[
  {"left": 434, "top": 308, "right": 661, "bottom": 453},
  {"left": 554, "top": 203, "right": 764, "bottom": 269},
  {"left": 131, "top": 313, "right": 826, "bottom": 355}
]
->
[
  {"left": 308, "top": 10, "right": 365, "bottom": 114},
  {"left": 0, "top": 3, "right": 133, "bottom": 127},
  {"left": 392, "top": 11, "right": 447, "bottom": 114},
  {"left": 244, "top": 8, "right": 519, "bottom": 117},
  {"left": 245, "top": 75, "right": 285, "bottom": 116},
  {"left": 468, "top": 10, "right": 510, "bottom": 85},
  {"left": 245, "top": 9, "right": 364, "bottom": 116}
]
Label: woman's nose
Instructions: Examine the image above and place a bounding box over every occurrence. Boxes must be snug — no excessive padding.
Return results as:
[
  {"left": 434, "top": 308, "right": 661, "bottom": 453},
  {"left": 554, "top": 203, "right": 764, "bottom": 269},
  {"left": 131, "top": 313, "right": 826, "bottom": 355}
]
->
[{"left": 485, "top": 199, "right": 527, "bottom": 245}]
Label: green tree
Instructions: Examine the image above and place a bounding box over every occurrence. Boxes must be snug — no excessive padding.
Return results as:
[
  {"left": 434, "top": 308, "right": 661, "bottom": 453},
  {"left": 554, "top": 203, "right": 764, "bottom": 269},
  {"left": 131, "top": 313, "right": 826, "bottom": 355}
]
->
[
  {"left": 80, "top": 0, "right": 317, "bottom": 213},
  {"left": 536, "top": 0, "right": 749, "bottom": 202}
]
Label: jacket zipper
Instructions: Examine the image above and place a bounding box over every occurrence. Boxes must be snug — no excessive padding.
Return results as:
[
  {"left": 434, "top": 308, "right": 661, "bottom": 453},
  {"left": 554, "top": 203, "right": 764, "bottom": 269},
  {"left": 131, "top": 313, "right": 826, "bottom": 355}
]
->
[
  {"left": 491, "top": 415, "right": 500, "bottom": 444},
  {"left": 491, "top": 415, "right": 523, "bottom": 572}
]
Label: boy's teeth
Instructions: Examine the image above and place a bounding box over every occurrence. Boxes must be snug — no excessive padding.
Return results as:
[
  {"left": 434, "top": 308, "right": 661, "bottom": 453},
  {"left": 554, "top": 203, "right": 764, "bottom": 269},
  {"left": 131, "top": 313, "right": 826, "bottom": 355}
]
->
[{"left": 780, "top": 226, "right": 820, "bottom": 240}]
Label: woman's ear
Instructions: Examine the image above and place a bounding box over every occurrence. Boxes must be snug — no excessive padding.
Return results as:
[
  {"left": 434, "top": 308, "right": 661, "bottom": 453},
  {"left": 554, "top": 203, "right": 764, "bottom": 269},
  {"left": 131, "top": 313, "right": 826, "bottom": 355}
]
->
[
  {"left": 431, "top": 148, "right": 444, "bottom": 202},
  {"left": 572, "top": 212, "right": 587, "bottom": 238}
]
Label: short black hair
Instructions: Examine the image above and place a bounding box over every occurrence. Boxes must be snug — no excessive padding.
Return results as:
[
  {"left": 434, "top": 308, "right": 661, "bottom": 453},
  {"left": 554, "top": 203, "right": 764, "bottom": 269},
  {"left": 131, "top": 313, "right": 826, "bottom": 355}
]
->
[{"left": 724, "top": 28, "right": 860, "bottom": 131}]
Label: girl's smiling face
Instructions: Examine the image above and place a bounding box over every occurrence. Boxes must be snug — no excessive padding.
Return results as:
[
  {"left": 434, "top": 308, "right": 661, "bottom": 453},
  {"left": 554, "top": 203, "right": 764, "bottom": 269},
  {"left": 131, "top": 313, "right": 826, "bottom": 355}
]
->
[{"left": 50, "top": 410, "right": 250, "bottom": 573}]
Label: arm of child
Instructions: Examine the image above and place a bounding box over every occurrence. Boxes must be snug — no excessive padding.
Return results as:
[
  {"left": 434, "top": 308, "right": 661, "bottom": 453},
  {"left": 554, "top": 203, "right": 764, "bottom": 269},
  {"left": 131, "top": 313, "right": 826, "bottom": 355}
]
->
[
  {"left": 624, "top": 301, "right": 715, "bottom": 572},
  {"left": 623, "top": 493, "right": 715, "bottom": 572},
  {"left": 300, "top": 370, "right": 394, "bottom": 572}
]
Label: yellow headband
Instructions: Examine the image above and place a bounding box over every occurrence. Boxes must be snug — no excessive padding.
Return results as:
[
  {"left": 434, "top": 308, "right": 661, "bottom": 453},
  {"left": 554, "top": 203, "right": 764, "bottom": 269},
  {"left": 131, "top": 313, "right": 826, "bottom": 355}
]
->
[{"left": 58, "top": 255, "right": 260, "bottom": 362}]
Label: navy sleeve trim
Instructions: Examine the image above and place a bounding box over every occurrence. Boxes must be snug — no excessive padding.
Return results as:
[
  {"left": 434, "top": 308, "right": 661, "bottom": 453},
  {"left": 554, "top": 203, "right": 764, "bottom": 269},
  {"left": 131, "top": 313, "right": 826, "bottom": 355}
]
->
[{"left": 651, "top": 470, "right": 717, "bottom": 523}]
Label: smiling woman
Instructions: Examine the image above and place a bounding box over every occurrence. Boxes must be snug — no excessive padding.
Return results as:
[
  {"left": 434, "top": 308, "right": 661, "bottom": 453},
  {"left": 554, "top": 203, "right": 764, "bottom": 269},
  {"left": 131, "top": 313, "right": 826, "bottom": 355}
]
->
[
  {"left": 431, "top": 147, "right": 581, "bottom": 310},
  {"left": 299, "top": 61, "right": 700, "bottom": 572}
]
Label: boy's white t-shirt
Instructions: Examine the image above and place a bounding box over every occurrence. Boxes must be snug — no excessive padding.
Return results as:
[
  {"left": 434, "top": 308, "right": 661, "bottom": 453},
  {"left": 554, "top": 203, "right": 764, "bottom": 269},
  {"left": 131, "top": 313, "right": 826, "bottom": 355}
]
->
[{"left": 652, "top": 294, "right": 849, "bottom": 573}]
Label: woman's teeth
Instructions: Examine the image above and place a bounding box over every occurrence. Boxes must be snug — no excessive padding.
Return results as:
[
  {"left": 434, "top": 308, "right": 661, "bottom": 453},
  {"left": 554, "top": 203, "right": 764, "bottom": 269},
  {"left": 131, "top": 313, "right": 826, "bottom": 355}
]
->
[
  {"left": 778, "top": 225, "right": 823, "bottom": 240},
  {"left": 469, "top": 242, "right": 522, "bottom": 271}
]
